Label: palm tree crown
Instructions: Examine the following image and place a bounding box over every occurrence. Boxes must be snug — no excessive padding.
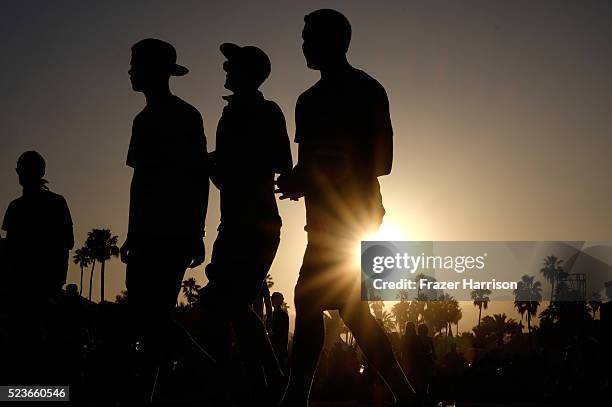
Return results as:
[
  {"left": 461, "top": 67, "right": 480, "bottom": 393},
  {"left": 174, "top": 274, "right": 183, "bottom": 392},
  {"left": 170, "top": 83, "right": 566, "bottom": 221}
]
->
[
  {"left": 85, "top": 229, "right": 119, "bottom": 303},
  {"left": 72, "top": 246, "right": 91, "bottom": 296}
]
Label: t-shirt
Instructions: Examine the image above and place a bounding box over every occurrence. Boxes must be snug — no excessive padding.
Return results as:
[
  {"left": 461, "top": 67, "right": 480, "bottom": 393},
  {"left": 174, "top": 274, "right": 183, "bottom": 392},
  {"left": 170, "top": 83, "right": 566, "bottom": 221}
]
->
[
  {"left": 295, "top": 67, "right": 393, "bottom": 235},
  {"left": 1, "top": 189, "right": 73, "bottom": 289},
  {"left": 213, "top": 91, "right": 292, "bottom": 231},
  {"left": 127, "top": 95, "right": 209, "bottom": 241}
]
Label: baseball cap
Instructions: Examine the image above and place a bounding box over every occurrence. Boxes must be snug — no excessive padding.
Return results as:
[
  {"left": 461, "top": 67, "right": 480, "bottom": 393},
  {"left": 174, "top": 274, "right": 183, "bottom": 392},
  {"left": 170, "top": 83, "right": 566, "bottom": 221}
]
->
[
  {"left": 131, "top": 38, "right": 189, "bottom": 76},
  {"left": 220, "top": 42, "right": 271, "bottom": 83}
]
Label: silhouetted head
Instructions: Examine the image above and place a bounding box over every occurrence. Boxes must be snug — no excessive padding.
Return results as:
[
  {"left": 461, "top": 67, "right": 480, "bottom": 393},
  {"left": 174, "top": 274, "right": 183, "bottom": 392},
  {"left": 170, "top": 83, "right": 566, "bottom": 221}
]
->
[
  {"left": 302, "top": 9, "right": 351, "bottom": 70},
  {"left": 220, "top": 43, "right": 271, "bottom": 93},
  {"left": 271, "top": 291, "right": 284, "bottom": 308},
  {"left": 16, "top": 151, "right": 47, "bottom": 189},
  {"left": 417, "top": 323, "right": 429, "bottom": 337},
  {"left": 405, "top": 321, "right": 417, "bottom": 338},
  {"left": 129, "top": 39, "right": 188, "bottom": 92}
]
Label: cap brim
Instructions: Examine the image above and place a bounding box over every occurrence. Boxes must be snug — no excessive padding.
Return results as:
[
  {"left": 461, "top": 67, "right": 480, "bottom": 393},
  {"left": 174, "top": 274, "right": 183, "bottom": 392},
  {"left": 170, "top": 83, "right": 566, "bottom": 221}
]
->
[
  {"left": 220, "top": 42, "right": 241, "bottom": 60},
  {"left": 171, "top": 64, "right": 189, "bottom": 76}
]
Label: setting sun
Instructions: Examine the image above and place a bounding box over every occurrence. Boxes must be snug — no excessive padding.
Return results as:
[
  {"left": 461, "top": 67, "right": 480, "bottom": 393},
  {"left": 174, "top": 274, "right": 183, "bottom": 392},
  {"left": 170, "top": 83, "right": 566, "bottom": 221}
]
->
[{"left": 363, "top": 221, "right": 409, "bottom": 242}]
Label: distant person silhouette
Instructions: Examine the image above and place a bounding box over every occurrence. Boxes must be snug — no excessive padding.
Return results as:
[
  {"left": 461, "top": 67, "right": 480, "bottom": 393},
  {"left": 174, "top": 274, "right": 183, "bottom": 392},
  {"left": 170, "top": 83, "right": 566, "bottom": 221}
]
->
[
  {"left": 270, "top": 291, "right": 290, "bottom": 371},
  {"left": 1, "top": 151, "right": 74, "bottom": 385},
  {"left": 1, "top": 151, "right": 74, "bottom": 303},
  {"left": 276, "top": 9, "right": 416, "bottom": 406},
  {"left": 120, "top": 38, "right": 210, "bottom": 400},
  {"left": 402, "top": 322, "right": 420, "bottom": 385},
  {"left": 417, "top": 323, "right": 436, "bottom": 396},
  {"left": 199, "top": 42, "right": 292, "bottom": 404}
]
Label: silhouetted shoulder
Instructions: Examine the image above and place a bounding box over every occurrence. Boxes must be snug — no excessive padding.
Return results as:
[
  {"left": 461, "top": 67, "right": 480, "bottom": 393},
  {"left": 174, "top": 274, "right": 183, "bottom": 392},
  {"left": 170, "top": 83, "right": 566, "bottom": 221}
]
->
[
  {"left": 296, "top": 81, "right": 323, "bottom": 107},
  {"left": 173, "top": 96, "right": 204, "bottom": 122},
  {"left": 351, "top": 68, "right": 389, "bottom": 100},
  {"left": 2, "top": 190, "right": 72, "bottom": 233},
  {"left": 262, "top": 99, "right": 287, "bottom": 124}
]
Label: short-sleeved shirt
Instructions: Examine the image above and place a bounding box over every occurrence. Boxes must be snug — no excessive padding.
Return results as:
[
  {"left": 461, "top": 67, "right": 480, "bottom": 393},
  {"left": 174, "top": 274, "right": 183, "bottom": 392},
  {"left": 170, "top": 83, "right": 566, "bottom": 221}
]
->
[
  {"left": 295, "top": 67, "right": 393, "bottom": 234},
  {"left": 214, "top": 91, "right": 292, "bottom": 231},
  {"left": 127, "top": 95, "right": 209, "bottom": 242},
  {"left": 2, "top": 189, "right": 73, "bottom": 289}
]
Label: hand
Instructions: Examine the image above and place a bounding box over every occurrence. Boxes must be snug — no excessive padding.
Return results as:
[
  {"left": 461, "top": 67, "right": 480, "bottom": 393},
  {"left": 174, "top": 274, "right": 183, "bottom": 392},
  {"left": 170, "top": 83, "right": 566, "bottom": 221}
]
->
[
  {"left": 275, "top": 173, "right": 302, "bottom": 201},
  {"left": 188, "top": 238, "right": 205, "bottom": 269},
  {"left": 120, "top": 239, "right": 130, "bottom": 264}
]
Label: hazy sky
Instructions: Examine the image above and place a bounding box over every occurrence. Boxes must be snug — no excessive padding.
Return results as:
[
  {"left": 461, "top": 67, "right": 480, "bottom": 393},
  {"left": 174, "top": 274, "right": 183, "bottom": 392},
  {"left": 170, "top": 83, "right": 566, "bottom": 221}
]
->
[{"left": 2, "top": 1, "right": 611, "bottom": 331}]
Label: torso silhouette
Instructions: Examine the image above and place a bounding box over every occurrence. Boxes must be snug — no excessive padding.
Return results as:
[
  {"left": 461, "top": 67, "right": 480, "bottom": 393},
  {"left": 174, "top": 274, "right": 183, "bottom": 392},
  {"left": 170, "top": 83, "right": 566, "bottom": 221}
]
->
[
  {"left": 1, "top": 188, "right": 73, "bottom": 292},
  {"left": 270, "top": 307, "right": 289, "bottom": 356},
  {"left": 214, "top": 91, "right": 292, "bottom": 231},
  {"left": 127, "top": 95, "right": 208, "bottom": 241},
  {"left": 295, "top": 66, "right": 392, "bottom": 234}
]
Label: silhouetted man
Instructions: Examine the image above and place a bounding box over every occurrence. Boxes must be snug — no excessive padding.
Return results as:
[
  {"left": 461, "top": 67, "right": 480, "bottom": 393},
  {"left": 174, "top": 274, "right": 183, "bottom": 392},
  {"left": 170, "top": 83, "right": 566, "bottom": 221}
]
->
[
  {"left": 2, "top": 151, "right": 74, "bottom": 302},
  {"left": 199, "top": 43, "right": 292, "bottom": 404},
  {"left": 1, "top": 151, "right": 74, "bottom": 384},
  {"left": 270, "top": 292, "right": 290, "bottom": 371},
  {"left": 276, "top": 9, "right": 416, "bottom": 406},
  {"left": 120, "top": 38, "right": 209, "bottom": 399}
]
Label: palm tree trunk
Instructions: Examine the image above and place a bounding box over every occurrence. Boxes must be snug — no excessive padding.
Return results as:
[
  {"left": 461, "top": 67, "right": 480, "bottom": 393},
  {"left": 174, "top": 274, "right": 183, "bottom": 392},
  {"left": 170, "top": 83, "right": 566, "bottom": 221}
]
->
[
  {"left": 88, "top": 260, "right": 96, "bottom": 301},
  {"left": 550, "top": 280, "right": 555, "bottom": 302},
  {"left": 527, "top": 312, "right": 531, "bottom": 334},
  {"left": 100, "top": 260, "right": 105, "bottom": 303},
  {"left": 478, "top": 305, "right": 482, "bottom": 325},
  {"left": 79, "top": 266, "right": 84, "bottom": 296}
]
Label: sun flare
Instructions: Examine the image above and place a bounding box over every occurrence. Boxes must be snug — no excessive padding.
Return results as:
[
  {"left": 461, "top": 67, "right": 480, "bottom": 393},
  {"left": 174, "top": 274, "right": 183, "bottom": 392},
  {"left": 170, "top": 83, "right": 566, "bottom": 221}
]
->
[{"left": 352, "top": 221, "right": 408, "bottom": 267}]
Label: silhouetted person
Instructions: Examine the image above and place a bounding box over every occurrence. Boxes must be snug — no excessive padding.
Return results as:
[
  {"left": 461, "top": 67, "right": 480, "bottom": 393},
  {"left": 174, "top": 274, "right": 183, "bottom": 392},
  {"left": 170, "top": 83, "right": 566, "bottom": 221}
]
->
[
  {"left": 276, "top": 9, "right": 415, "bottom": 406},
  {"left": 198, "top": 42, "right": 292, "bottom": 404},
  {"left": 2, "top": 151, "right": 74, "bottom": 303},
  {"left": 1, "top": 150, "right": 74, "bottom": 385},
  {"left": 270, "top": 291, "right": 290, "bottom": 371},
  {"left": 417, "top": 323, "right": 436, "bottom": 396},
  {"left": 402, "top": 322, "right": 420, "bottom": 386},
  {"left": 120, "top": 38, "right": 209, "bottom": 401}
]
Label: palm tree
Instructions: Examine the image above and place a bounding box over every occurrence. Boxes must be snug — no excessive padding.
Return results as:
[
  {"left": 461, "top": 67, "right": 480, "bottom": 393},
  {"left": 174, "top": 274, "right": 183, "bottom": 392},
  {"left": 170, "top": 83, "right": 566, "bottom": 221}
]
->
[
  {"left": 391, "top": 300, "right": 411, "bottom": 334},
  {"left": 380, "top": 310, "right": 396, "bottom": 333},
  {"left": 443, "top": 295, "right": 462, "bottom": 337},
  {"left": 540, "top": 255, "right": 563, "bottom": 302},
  {"left": 181, "top": 277, "right": 201, "bottom": 308},
  {"left": 407, "top": 299, "right": 426, "bottom": 324},
  {"left": 513, "top": 274, "right": 543, "bottom": 333},
  {"left": 85, "top": 229, "right": 119, "bottom": 303},
  {"left": 471, "top": 288, "right": 491, "bottom": 326},
  {"left": 476, "top": 313, "right": 521, "bottom": 346},
  {"left": 72, "top": 246, "right": 91, "bottom": 296},
  {"left": 369, "top": 298, "right": 385, "bottom": 320},
  {"left": 87, "top": 254, "right": 96, "bottom": 302}
]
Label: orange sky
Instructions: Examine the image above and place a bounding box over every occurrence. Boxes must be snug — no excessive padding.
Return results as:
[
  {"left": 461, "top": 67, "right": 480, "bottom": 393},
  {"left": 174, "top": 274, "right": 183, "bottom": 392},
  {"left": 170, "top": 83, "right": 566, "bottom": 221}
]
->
[{"left": 2, "top": 1, "right": 612, "bottom": 333}]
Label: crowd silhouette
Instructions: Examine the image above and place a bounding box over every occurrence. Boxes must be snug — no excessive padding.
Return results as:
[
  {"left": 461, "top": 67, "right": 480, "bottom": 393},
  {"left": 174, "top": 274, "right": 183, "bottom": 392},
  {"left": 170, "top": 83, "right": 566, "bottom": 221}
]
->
[{"left": 1, "top": 7, "right": 611, "bottom": 407}]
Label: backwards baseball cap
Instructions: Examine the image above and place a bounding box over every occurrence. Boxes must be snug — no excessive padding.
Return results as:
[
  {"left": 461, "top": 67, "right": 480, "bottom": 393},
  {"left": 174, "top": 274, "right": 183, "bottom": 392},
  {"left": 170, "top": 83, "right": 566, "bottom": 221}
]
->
[
  {"left": 131, "top": 38, "right": 189, "bottom": 76},
  {"left": 220, "top": 42, "right": 271, "bottom": 83}
]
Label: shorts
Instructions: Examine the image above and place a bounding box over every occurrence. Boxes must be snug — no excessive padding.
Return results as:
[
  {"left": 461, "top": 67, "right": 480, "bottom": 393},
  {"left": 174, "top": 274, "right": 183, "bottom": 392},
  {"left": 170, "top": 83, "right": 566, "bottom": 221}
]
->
[
  {"left": 203, "top": 226, "right": 280, "bottom": 306},
  {"left": 294, "top": 231, "right": 365, "bottom": 311},
  {"left": 125, "top": 240, "right": 192, "bottom": 318}
]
